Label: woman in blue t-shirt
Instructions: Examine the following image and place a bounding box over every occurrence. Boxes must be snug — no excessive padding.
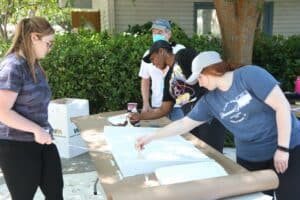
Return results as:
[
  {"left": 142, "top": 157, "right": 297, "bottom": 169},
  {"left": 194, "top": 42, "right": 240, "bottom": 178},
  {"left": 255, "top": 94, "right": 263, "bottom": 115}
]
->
[
  {"left": 136, "top": 51, "right": 300, "bottom": 200},
  {"left": 0, "top": 17, "right": 63, "bottom": 199}
]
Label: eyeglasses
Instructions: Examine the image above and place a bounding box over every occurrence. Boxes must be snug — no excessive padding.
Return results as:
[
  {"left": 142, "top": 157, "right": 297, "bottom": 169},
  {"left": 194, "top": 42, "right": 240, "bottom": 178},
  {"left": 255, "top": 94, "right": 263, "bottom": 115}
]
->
[{"left": 41, "top": 39, "right": 54, "bottom": 49}]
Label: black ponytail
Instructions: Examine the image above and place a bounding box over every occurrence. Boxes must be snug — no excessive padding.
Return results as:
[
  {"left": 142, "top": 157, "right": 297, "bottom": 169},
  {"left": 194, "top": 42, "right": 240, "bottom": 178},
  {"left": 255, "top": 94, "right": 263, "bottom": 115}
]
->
[{"left": 175, "top": 48, "right": 198, "bottom": 78}]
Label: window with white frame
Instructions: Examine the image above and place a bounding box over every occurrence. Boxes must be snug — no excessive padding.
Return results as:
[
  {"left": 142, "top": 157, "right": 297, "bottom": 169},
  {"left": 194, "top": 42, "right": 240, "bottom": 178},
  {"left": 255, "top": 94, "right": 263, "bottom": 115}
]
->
[{"left": 194, "top": 2, "right": 273, "bottom": 36}]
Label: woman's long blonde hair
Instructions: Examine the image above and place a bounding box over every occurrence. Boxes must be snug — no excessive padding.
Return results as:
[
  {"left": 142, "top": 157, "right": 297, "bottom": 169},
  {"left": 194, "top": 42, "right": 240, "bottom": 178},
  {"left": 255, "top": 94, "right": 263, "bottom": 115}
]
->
[{"left": 5, "top": 17, "right": 54, "bottom": 83}]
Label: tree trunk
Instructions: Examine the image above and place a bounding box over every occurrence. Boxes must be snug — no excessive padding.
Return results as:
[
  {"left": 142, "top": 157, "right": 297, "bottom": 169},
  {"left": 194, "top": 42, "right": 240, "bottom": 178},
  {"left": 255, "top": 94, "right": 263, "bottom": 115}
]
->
[
  {"left": 214, "top": 0, "right": 264, "bottom": 65},
  {"left": 0, "top": 18, "right": 9, "bottom": 42},
  {"left": 0, "top": 26, "right": 5, "bottom": 41},
  {"left": 0, "top": 0, "right": 12, "bottom": 42}
]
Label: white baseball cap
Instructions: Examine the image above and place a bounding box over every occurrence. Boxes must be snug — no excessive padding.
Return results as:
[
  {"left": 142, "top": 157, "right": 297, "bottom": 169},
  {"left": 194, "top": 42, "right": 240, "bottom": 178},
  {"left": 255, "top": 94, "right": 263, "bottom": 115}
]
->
[{"left": 185, "top": 51, "right": 223, "bottom": 84}]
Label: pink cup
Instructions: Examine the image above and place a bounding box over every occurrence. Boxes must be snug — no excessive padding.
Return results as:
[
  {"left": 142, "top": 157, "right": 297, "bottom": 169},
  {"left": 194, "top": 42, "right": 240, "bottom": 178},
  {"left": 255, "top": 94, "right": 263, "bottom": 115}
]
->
[
  {"left": 295, "top": 76, "right": 300, "bottom": 94},
  {"left": 127, "top": 102, "right": 138, "bottom": 112}
]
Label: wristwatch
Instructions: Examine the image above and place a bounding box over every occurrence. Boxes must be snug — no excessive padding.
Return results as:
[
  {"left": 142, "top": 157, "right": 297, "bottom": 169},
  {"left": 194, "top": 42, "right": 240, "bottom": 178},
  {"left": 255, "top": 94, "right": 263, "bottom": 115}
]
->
[{"left": 277, "top": 145, "right": 290, "bottom": 153}]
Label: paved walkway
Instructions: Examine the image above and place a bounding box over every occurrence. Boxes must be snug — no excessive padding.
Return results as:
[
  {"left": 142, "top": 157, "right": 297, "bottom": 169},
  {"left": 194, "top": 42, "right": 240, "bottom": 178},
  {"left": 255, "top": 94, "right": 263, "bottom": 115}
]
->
[
  {"left": 0, "top": 148, "right": 236, "bottom": 200},
  {"left": 0, "top": 171, "right": 105, "bottom": 200}
]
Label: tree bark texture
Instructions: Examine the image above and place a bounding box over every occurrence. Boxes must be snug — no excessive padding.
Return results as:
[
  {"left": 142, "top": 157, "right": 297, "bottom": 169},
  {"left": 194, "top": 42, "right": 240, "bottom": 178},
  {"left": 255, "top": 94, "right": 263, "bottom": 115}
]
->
[{"left": 214, "top": 0, "right": 264, "bottom": 65}]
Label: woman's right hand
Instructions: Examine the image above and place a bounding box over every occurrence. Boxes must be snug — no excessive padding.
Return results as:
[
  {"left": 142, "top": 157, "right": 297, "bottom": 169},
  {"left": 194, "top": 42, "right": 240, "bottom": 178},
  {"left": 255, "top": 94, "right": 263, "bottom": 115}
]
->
[
  {"left": 135, "top": 135, "right": 153, "bottom": 151},
  {"left": 34, "top": 128, "right": 53, "bottom": 145}
]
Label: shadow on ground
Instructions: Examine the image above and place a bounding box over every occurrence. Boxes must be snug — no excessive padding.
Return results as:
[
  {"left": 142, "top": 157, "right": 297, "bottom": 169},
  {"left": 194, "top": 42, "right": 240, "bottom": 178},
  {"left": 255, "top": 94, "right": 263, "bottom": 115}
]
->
[
  {"left": 0, "top": 152, "right": 95, "bottom": 185},
  {"left": 61, "top": 152, "right": 96, "bottom": 174}
]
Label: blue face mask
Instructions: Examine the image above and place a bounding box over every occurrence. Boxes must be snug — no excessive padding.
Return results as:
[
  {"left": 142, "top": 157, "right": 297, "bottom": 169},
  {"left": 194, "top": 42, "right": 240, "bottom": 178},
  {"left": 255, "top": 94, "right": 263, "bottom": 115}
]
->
[{"left": 152, "top": 34, "right": 166, "bottom": 42}]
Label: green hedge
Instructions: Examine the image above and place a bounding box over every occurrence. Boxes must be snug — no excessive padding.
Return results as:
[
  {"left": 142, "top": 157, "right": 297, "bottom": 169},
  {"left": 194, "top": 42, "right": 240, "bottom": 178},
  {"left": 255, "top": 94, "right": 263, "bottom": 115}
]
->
[
  {"left": 253, "top": 34, "right": 300, "bottom": 90},
  {"left": 42, "top": 30, "right": 150, "bottom": 113},
  {"left": 0, "top": 41, "right": 10, "bottom": 58}
]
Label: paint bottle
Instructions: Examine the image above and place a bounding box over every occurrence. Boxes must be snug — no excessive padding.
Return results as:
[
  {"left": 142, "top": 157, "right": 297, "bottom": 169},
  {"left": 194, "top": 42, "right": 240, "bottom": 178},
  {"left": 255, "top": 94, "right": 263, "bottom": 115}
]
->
[{"left": 127, "top": 102, "right": 140, "bottom": 127}]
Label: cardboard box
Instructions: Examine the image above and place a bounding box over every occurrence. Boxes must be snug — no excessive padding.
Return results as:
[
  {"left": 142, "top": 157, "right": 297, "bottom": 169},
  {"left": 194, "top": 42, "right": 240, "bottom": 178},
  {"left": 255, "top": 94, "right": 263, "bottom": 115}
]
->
[
  {"left": 54, "top": 134, "right": 87, "bottom": 159},
  {"left": 48, "top": 98, "right": 89, "bottom": 158}
]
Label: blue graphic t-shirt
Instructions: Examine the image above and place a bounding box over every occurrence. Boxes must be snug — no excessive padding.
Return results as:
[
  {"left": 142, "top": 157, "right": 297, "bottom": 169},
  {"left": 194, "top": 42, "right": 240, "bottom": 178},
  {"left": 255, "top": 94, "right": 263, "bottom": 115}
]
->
[
  {"left": 0, "top": 53, "right": 52, "bottom": 142},
  {"left": 188, "top": 65, "right": 300, "bottom": 161}
]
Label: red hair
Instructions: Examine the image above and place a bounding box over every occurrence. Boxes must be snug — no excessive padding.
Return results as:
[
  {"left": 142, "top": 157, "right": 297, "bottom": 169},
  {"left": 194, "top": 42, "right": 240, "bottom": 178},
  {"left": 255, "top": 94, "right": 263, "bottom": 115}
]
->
[{"left": 201, "top": 61, "right": 243, "bottom": 76}]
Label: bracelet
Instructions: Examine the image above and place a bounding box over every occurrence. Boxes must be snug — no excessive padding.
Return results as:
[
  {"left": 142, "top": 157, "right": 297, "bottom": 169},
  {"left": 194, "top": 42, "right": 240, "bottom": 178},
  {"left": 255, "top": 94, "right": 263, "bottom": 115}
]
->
[{"left": 277, "top": 145, "right": 290, "bottom": 153}]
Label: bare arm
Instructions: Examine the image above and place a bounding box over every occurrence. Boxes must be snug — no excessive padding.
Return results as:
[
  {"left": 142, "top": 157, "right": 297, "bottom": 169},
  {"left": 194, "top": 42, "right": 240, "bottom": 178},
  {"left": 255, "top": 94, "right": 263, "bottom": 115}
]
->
[
  {"left": 264, "top": 85, "right": 291, "bottom": 173},
  {"left": 0, "top": 90, "right": 52, "bottom": 144},
  {"left": 140, "top": 101, "right": 174, "bottom": 120},
  {"left": 265, "top": 85, "right": 291, "bottom": 149},
  {"left": 129, "top": 101, "right": 174, "bottom": 123},
  {"left": 136, "top": 116, "right": 204, "bottom": 150},
  {"left": 141, "top": 78, "right": 151, "bottom": 112},
  {"left": 151, "top": 116, "right": 203, "bottom": 140}
]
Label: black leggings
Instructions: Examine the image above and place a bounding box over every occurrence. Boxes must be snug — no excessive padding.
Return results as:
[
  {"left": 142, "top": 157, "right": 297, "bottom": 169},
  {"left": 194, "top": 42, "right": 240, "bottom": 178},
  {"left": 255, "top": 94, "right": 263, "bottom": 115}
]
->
[
  {"left": 0, "top": 140, "right": 63, "bottom": 200},
  {"left": 191, "top": 118, "right": 226, "bottom": 153},
  {"left": 237, "top": 145, "right": 300, "bottom": 200}
]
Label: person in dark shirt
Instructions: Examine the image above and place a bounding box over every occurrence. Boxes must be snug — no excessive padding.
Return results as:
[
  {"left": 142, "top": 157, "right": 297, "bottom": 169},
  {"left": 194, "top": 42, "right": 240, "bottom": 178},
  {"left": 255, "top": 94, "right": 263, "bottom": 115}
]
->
[
  {"left": 0, "top": 17, "right": 63, "bottom": 199},
  {"left": 130, "top": 40, "right": 225, "bottom": 152}
]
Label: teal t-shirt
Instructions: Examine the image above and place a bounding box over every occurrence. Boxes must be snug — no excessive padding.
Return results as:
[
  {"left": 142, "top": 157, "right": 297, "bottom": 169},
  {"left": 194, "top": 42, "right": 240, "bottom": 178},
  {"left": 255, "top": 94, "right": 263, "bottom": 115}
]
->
[{"left": 188, "top": 65, "right": 300, "bottom": 161}]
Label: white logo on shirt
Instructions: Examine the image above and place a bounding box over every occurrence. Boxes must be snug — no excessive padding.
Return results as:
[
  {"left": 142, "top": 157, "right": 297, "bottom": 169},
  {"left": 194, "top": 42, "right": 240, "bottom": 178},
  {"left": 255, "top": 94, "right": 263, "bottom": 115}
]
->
[{"left": 219, "top": 91, "right": 252, "bottom": 123}]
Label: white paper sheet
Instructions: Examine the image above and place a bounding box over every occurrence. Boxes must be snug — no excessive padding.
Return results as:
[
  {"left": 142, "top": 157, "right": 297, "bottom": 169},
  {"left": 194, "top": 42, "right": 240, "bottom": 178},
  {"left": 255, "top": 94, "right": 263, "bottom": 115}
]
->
[
  {"left": 227, "top": 193, "right": 273, "bottom": 200},
  {"left": 103, "top": 126, "right": 211, "bottom": 177},
  {"left": 107, "top": 113, "right": 128, "bottom": 126},
  {"left": 155, "top": 161, "right": 228, "bottom": 185}
]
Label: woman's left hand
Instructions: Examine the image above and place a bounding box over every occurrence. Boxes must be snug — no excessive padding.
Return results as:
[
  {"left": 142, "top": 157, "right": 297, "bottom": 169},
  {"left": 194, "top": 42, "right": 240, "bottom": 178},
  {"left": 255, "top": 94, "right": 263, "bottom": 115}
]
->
[{"left": 273, "top": 150, "right": 289, "bottom": 173}]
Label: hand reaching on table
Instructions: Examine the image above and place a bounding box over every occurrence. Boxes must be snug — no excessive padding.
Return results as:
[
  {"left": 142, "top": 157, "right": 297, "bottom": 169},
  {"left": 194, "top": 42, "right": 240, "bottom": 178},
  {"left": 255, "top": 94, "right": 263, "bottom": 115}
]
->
[{"left": 135, "top": 134, "right": 153, "bottom": 151}]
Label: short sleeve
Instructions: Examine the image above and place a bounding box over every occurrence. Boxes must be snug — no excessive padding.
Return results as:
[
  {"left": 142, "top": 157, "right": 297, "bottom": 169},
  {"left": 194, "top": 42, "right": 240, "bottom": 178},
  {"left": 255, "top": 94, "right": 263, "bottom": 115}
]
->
[
  {"left": 172, "top": 44, "right": 185, "bottom": 54},
  {"left": 187, "top": 97, "right": 213, "bottom": 122},
  {"left": 0, "top": 61, "right": 23, "bottom": 93},
  {"left": 240, "top": 66, "right": 278, "bottom": 101},
  {"left": 138, "top": 50, "right": 151, "bottom": 79}
]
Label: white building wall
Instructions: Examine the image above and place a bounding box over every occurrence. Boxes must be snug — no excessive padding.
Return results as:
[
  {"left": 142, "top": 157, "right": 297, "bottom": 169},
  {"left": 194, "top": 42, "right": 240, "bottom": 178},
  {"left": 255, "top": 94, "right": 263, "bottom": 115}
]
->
[
  {"left": 91, "top": 0, "right": 300, "bottom": 37},
  {"left": 92, "top": 0, "right": 114, "bottom": 32},
  {"left": 114, "top": 0, "right": 196, "bottom": 36},
  {"left": 272, "top": 0, "right": 300, "bottom": 36}
]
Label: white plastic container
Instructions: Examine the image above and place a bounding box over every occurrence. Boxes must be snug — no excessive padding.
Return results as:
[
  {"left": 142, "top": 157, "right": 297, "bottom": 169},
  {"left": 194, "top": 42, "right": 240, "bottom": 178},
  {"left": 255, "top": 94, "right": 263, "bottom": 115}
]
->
[{"left": 48, "top": 98, "right": 89, "bottom": 158}]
